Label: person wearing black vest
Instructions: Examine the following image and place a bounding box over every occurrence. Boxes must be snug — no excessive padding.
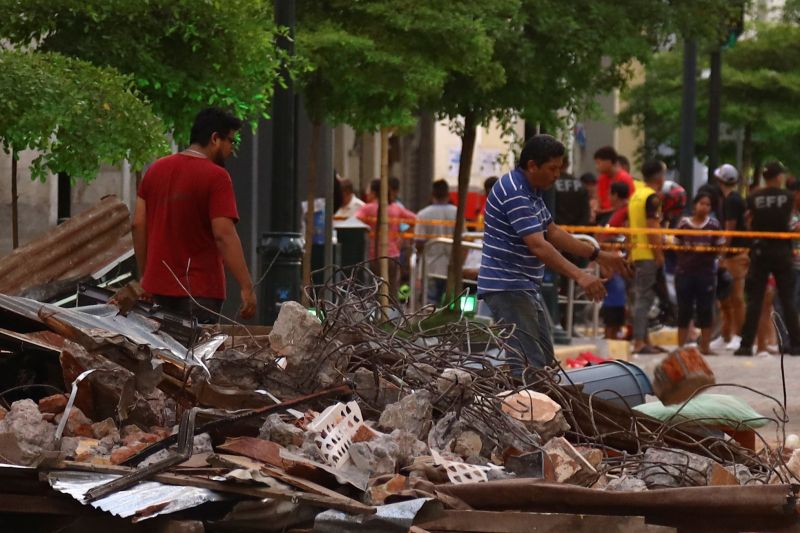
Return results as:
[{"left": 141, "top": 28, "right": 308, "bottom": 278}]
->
[{"left": 735, "top": 162, "right": 800, "bottom": 356}]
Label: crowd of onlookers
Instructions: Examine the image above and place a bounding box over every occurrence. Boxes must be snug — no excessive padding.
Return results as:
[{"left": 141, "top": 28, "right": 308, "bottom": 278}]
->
[{"left": 333, "top": 144, "right": 800, "bottom": 357}]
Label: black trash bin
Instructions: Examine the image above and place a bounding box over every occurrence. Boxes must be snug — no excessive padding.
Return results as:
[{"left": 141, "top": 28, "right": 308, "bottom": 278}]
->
[{"left": 259, "top": 232, "right": 304, "bottom": 325}]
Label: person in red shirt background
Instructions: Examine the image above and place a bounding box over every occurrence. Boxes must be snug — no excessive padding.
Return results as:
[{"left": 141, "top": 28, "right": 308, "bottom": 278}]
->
[
  {"left": 132, "top": 107, "right": 256, "bottom": 323},
  {"left": 594, "top": 146, "right": 636, "bottom": 226}
]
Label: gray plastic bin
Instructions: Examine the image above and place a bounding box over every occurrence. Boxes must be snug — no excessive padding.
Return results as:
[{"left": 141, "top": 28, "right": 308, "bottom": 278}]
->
[{"left": 557, "top": 360, "right": 653, "bottom": 409}]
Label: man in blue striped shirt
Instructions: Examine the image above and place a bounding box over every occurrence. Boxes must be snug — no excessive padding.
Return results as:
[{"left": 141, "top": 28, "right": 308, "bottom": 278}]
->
[{"left": 479, "top": 135, "right": 631, "bottom": 373}]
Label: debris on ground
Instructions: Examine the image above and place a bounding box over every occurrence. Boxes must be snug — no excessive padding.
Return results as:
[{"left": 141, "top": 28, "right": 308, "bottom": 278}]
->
[{"left": 0, "top": 264, "right": 797, "bottom": 532}]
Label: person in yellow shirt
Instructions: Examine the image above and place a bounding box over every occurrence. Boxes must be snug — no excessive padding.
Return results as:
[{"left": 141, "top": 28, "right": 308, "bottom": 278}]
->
[{"left": 629, "top": 160, "right": 666, "bottom": 354}]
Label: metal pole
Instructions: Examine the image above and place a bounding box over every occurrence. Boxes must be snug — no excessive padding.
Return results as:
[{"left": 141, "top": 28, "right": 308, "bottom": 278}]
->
[
  {"left": 679, "top": 39, "right": 697, "bottom": 193},
  {"left": 707, "top": 48, "right": 722, "bottom": 181}
]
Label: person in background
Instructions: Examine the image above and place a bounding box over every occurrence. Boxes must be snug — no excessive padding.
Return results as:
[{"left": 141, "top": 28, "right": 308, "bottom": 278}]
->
[
  {"left": 618, "top": 155, "right": 631, "bottom": 174},
  {"left": 735, "top": 162, "right": 800, "bottom": 356},
  {"left": 335, "top": 178, "right": 365, "bottom": 218},
  {"left": 674, "top": 192, "right": 724, "bottom": 354},
  {"left": 132, "top": 107, "right": 256, "bottom": 323},
  {"left": 415, "top": 180, "right": 458, "bottom": 305},
  {"left": 554, "top": 157, "right": 590, "bottom": 227},
  {"left": 594, "top": 146, "right": 636, "bottom": 225},
  {"left": 789, "top": 178, "right": 800, "bottom": 310},
  {"left": 477, "top": 176, "right": 499, "bottom": 223},
  {"left": 709, "top": 165, "right": 750, "bottom": 351},
  {"left": 356, "top": 178, "right": 416, "bottom": 294},
  {"left": 580, "top": 173, "right": 599, "bottom": 224},
  {"left": 629, "top": 160, "right": 667, "bottom": 354},
  {"left": 600, "top": 181, "right": 631, "bottom": 339}
]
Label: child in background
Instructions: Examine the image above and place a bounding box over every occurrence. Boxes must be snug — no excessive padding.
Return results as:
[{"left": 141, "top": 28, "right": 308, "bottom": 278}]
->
[
  {"left": 599, "top": 181, "right": 630, "bottom": 339},
  {"left": 674, "top": 192, "right": 724, "bottom": 354}
]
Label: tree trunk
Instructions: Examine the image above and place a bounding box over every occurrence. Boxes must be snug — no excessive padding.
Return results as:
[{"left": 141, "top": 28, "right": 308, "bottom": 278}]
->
[
  {"left": 446, "top": 112, "right": 478, "bottom": 305},
  {"left": 302, "top": 121, "right": 321, "bottom": 305},
  {"left": 11, "top": 152, "right": 18, "bottom": 249},
  {"left": 379, "top": 128, "right": 390, "bottom": 310}
]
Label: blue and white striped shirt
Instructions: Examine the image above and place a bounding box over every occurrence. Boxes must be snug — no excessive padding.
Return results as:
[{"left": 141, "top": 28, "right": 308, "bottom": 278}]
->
[{"left": 478, "top": 168, "right": 552, "bottom": 295}]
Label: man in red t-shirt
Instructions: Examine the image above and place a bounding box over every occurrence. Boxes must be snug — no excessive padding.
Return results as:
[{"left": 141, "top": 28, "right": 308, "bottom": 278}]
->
[
  {"left": 132, "top": 107, "right": 256, "bottom": 323},
  {"left": 594, "top": 146, "right": 636, "bottom": 226}
]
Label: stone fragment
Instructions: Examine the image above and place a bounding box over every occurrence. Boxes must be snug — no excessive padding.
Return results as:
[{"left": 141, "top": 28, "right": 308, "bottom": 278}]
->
[
  {"left": 606, "top": 475, "right": 648, "bottom": 492},
  {"left": 726, "top": 464, "right": 755, "bottom": 485},
  {"left": 637, "top": 448, "right": 713, "bottom": 488},
  {"left": 378, "top": 391, "right": 433, "bottom": 440},
  {"left": 390, "top": 430, "right": 428, "bottom": 467},
  {"left": 0, "top": 406, "right": 6, "bottom": 422},
  {"left": 427, "top": 412, "right": 468, "bottom": 452},
  {"left": 259, "top": 414, "right": 304, "bottom": 448},
  {"left": 787, "top": 448, "right": 800, "bottom": 478},
  {"left": 54, "top": 407, "right": 94, "bottom": 438},
  {"left": 122, "top": 431, "right": 160, "bottom": 447},
  {"left": 453, "top": 431, "right": 482, "bottom": 459},
  {"left": 543, "top": 437, "right": 597, "bottom": 485},
  {"left": 352, "top": 424, "right": 378, "bottom": 443},
  {"left": 352, "top": 368, "right": 400, "bottom": 408},
  {"left": 576, "top": 446, "right": 604, "bottom": 469},
  {"left": 499, "top": 390, "right": 568, "bottom": 442},
  {"left": 708, "top": 463, "right": 739, "bottom": 486},
  {"left": 592, "top": 474, "right": 609, "bottom": 490},
  {"left": 505, "top": 451, "right": 549, "bottom": 479},
  {"left": 38, "top": 394, "right": 68, "bottom": 414},
  {"left": 436, "top": 369, "right": 474, "bottom": 404},
  {"left": 193, "top": 433, "right": 214, "bottom": 454},
  {"left": 60, "top": 436, "right": 80, "bottom": 459},
  {"left": 368, "top": 474, "right": 408, "bottom": 505},
  {"left": 111, "top": 443, "right": 148, "bottom": 465},
  {"left": 349, "top": 436, "right": 398, "bottom": 477},
  {"left": 0, "top": 399, "right": 56, "bottom": 465},
  {"left": 91, "top": 418, "right": 120, "bottom": 441},
  {"left": 270, "top": 302, "right": 347, "bottom": 388},
  {"left": 405, "top": 363, "right": 437, "bottom": 384}
]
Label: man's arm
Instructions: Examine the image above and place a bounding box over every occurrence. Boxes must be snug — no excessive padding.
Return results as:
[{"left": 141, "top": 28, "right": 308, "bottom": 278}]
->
[
  {"left": 523, "top": 231, "right": 606, "bottom": 301},
  {"left": 647, "top": 217, "right": 664, "bottom": 266},
  {"left": 547, "top": 223, "right": 632, "bottom": 278},
  {"left": 211, "top": 217, "right": 256, "bottom": 319},
  {"left": 131, "top": 197, "right": 147, "bottom": 277}
]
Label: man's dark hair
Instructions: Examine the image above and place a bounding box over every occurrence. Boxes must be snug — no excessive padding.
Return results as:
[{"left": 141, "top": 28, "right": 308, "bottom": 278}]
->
[
  {"left": 617, "top": 155, "right": 630, "bottom": 170},
  {"left": 593, "top": 146, "right": 618, "bottom": 163},
  {"left": 484, "top": 176, "right": 498, "bottom": 195},
  {"left": 580, "top": 172, "right": 597, "bottom": 184},
  {"left": 610, "top": 181, "right": 630, "bottom": 200},
  {"left": 763, "top": 161, "right": 785, "bottom": 181},
  {"left": 389, "top": 177, "right": 400, "bottom": 191},
  {"left": 340, "top": 178, "right": 355, "bottom": 195},
  {"left": 369, "top": 178, "right": 381, "bottom": 196},
  {"left": 518, "top": 134, "right": 566, "bottom": 168},
  {"left": 432, "top": 179, "right": 450, "bottom": 201},
  {"left": 189, "top": 107, "right": 242, "bottom": 146},
  {"left": 641, "top": 160, "right": 666, "bottom": 182}
]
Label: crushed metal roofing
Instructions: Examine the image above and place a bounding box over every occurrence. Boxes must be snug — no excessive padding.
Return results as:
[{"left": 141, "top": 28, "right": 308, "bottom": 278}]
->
[
  {"left": 0, "top": 294, "right": 206, "bottom": 368},
  {"left": 0, "top": 196, "right": 133, "bottom": 299},
  {"left": 48, "top": 470, "right": 227, "bottom": 522}
]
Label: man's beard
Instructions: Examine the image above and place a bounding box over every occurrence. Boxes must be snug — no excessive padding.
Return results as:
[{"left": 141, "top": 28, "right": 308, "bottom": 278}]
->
[{"left": 213, "top": 154, "right": 226, "bottom": 168}]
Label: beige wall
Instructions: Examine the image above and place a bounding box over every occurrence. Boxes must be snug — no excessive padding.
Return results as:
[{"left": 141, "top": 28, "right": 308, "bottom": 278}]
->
[{"left": 434, "top": 117, "right": 525, "bottom": 191}]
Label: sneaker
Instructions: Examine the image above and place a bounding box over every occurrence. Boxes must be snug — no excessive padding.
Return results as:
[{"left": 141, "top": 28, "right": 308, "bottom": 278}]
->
[
  {"left": 734, "top": 346, "right": 753, "bottom": 357},
  {"left": 709, "top": 336, "right": 727, "bottom": 351},
  {"left": 726, "top": 335, "right": 742, "bottom": 351},
  {"left": 768, "top": 344, "right": 780, "bottom": 354},
  {"left": 756, "top": 351, "right": 771, "bottom": 358}
]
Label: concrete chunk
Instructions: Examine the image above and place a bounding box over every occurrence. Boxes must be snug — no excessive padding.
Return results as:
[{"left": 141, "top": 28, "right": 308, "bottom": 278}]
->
[
  {"left": 379, "top": 391, "right": 433, "bottom": 440},
  {"left": 0, "top": 399, "right": 56, "bottom": 465},
  {"left": 543, "top": 437, "right": 597, "bottom": 485}
]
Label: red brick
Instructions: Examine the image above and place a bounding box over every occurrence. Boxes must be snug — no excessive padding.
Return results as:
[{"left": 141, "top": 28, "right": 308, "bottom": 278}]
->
[
  {"left": 111, "top": 443, "right": 148, "bottom": 465},
  {"left": 38, "top": 394, "right": 68, "bottom": 414}
]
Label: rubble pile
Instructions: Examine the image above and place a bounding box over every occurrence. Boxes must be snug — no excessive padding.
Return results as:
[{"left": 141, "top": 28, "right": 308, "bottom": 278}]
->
[{"left": 0, "top": 265, "right": 798, "bottom": 531}]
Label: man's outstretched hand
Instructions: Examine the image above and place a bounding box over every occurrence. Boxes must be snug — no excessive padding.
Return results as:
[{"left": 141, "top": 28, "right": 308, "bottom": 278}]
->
[
  {"left": 597, "top": 250, "right": 633, "bottom": 279},
  {"left": 577, "top": 272, "right": 607, "bottom": 302}
]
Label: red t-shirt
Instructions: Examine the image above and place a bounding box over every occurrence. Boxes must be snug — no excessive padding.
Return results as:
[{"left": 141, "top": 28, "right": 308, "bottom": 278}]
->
[
  {"left": 138, "top": 154, "right": 239, "bottom": 299},
  {"left": 597, "top": 169, "right": 635, "bottom": 210}
]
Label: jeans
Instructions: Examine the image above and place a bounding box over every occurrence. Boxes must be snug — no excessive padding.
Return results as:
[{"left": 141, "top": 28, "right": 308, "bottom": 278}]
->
[
  {"left": 740, "top": 246, "right": 800, "bottom": 351},
  {"left": 676, "top": 274, "right": 715, "bottom": 328},
  {"left": 633, "top": 260, "right": 659, "bottom": 342},
  {"left": 483, "top": 290, "right": 555, "bottom": 373},
  {"left": 153, "top": 295, "right": 224, "bottom": 324}
]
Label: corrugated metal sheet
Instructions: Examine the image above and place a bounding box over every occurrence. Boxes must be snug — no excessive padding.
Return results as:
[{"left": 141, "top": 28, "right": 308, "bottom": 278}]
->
[
  {"left": 0, "top": 196, "right": 133, "bottom": 297},
  {"left": 48, "top": 470, "right": 227, "bottom": 522}
]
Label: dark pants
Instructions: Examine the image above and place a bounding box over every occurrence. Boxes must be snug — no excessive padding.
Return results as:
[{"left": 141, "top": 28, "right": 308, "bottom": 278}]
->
[
  {"left": 740, "top": 245, "right": 800, "bottom": 351},
  {"left": 427, "top": 278, "right": 447, "bottom": 306},
  {"left": 676, "top": 274, "right": 715, "bottom": 328},
  {"left": 483, "top": 290, "right": 555, "bottom": 373},
  {"left": 153, "top": 295, "right": 224, "bottom": 324}
]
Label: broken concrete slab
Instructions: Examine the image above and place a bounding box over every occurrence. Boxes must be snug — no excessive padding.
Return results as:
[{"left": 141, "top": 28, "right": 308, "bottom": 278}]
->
[
  {"left": 259, "top": 414, "right": 304, "bottom": 448},
  {"left": 54, "top": 406, "right": 94, "bottom": 438},
  {"left": 0, "top": 399, "right": 56, "bottom": 465},
  {"left": 379, "top": 391, "right": 433, "bottom": 440},
  {"left": 498, "top": 389, "right": 569, "bottom": 442},
  {"left": 349, "top": 435, "right": 399, "bottom": 477},
  {"left": 637, "top": 448, "right": 714, "bottom": 488},
  {"left": 436, "top": 368, "right": 474, "bottom": 405},
  {"left": 453, "top": 431, "right": 482, "bottom": 459},
  {"left": 543, "top": 437, "right": 597, "bottom": 485},
  {"left": 606, "top": 475, "right": 648, "bottom": 492}
]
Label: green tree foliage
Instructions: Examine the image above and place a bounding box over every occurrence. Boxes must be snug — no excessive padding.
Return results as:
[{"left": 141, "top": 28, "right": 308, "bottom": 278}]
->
[
  {"left": 0, "top": 50, "right": 168, "bottom": 180},
  {"left": 0, "top": 0, "right": 285, "bottom": 141},
  {"left": 620, "top": 22, "right": 800, "bottom": 173}
]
